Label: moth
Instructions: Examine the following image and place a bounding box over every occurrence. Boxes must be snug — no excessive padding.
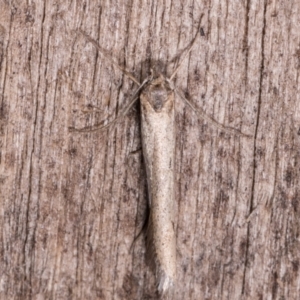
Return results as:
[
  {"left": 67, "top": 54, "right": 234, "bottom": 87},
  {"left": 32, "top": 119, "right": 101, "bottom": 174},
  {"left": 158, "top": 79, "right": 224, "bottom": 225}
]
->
[{"left": 70, "top": 20, "right": 249, "bottom": 296}]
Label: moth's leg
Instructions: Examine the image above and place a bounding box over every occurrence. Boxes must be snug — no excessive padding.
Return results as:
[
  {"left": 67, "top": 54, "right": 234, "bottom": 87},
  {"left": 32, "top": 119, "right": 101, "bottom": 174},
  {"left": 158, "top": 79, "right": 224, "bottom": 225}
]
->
[
  {"left": 69, "top": 77, "right": 151, "bottom": 133},
  {"left": 69, "top": 96, "right": 139, "bottom": 133},
  {"left": 169, "top": 13, "right": 204, "bottom": 82},
  {"left": 79, "top": 30, "right": 141, "bottom": 86},
  {"left": 175, "top": 88, "right": 251, "bottom": 138},
  {"left": 80, "top": 104, "right": 104, "bottom": 114}
]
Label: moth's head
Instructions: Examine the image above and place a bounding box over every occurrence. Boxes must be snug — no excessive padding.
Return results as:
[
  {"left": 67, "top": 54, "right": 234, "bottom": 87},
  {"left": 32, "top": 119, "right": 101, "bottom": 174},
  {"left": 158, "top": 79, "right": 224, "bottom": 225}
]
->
[{"left": 141, "top": 72, "right": 174, "bottom": 112}]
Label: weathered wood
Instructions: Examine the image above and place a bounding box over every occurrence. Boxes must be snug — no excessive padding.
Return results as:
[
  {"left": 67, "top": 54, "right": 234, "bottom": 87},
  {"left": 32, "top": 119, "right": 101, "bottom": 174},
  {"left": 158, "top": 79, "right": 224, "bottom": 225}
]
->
[{"left": 0, "top": 0, "right": 299, "bottom": 299}]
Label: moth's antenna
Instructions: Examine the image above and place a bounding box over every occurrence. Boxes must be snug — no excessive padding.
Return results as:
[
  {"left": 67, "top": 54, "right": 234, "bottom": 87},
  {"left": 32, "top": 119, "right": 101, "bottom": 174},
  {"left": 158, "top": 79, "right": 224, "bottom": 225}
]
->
[
  {"left": 175, "top": 88, "right": 251, "bottom": 138},
  {"left": 169, "top": 14, "right": 204, "bottom": 82},
  {"left": 79, "top": 30, "right": 141, "bottom": 86}
]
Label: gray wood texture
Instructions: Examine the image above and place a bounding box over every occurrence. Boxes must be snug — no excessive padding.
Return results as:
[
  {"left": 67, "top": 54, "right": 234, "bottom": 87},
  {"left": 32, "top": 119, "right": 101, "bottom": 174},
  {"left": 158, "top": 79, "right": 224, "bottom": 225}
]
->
[{"left": 0, "top": 0, "right": 299, "bottom": 299}]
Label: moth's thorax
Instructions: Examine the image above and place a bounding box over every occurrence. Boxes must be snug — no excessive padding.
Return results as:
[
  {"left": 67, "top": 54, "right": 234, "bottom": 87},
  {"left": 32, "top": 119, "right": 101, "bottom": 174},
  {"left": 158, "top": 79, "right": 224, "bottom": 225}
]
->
[{"left": 141, "top": 74, "right": 174, "bottom": 112}]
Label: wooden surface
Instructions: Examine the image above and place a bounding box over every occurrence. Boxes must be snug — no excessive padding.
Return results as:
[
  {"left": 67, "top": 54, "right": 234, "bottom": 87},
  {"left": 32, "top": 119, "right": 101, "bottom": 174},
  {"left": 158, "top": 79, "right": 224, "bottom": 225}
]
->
[{"left": 0, "top": 0, "right": 300, "bottom": 299}]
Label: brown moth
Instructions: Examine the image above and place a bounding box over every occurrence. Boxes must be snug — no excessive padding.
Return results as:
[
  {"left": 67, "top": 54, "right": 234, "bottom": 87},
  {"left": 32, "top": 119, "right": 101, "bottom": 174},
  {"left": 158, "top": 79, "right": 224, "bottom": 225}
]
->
[
  {"left": 140, "top": 75, "right": 176, "bottom": 294},
  {"left": 70, "top": 19, "right": 249, "bottom": 296}
]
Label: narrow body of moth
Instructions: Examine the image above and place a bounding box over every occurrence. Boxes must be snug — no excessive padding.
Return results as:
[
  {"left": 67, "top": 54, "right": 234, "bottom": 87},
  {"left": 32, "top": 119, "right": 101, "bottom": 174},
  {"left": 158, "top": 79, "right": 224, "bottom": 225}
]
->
[
  {"left": 70, "top": 21, "right": 249, "bottom": 297},
  {"left": 140, "top": 75, "right": 176, "bottom": 294}
]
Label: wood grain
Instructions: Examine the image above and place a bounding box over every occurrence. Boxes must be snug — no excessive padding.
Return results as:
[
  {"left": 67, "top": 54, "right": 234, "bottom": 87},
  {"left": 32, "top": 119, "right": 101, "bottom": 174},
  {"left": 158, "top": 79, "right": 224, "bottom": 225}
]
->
[{"left": 0, "top": 0, "right": 299, "bottom": 299}]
